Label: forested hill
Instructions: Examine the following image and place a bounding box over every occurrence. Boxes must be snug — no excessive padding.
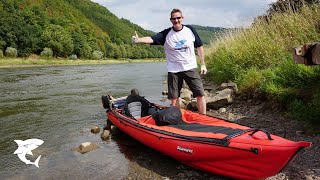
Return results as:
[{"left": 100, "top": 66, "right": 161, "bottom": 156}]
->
[
  {"left": 191, "top": 25, "right": 228, "bottom": 45},
  {"left": 0, "top": 0, "right": 164, "bottom": 59}
]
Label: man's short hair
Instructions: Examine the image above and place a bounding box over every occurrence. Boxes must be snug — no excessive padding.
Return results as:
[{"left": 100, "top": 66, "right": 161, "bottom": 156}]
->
[
  {"left": 171, "top": 8, "right": 182, "bottom": 17},
  {"left": 130, "top": 88, "right": 139, "bottom": 96}
]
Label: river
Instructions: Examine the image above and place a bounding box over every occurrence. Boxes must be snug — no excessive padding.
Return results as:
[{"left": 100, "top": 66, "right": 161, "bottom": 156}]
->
[{"left": 0, "top": 62, "right": 184, "bottom": 179}]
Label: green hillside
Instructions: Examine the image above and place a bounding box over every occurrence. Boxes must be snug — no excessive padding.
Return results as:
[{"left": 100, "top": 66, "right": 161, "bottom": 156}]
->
[
  {"left": 191, "top": 25, "right": 228, "bottom": 45},
  {"left": 0, "top": 0, "right": 164, "bottom": 59}
]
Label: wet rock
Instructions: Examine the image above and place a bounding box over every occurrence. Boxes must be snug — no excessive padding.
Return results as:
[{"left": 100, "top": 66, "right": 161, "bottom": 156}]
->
[
  {"left": 101, "top": 130, "right": 110, "bottom": 141},
  {"left": 91, "top": 126, "right": 100, "bottom": 134},
  {"left": 162, "top": 90, "right": 168, "bottom": 96},
  {"left": 110, "top": 125, "right": 123, "bottom": 135},
  {"left": 76, "top": 142, "right": 99, "bottom": 154},
  {"left": 111, "top": 125, "right": 117, "bottom": 131}
]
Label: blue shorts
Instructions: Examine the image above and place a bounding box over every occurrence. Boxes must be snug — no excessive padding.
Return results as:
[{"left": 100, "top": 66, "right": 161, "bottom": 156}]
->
[{"left": 167, "top": 68, "right": 205, "bottom": 99}]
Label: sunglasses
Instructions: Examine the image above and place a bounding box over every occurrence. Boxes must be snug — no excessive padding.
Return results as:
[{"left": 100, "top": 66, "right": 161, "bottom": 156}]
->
[{"left": 170, "top": 17, "right": 182, "bottom": 20}]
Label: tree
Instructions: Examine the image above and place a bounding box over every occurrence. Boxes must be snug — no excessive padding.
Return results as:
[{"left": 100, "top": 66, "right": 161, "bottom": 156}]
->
[
  {"left": 41, "top": 24, "right": 74, "bottom": 57},
  {"left": 119, "top": 45, "right": 127, "bottom": 58}
]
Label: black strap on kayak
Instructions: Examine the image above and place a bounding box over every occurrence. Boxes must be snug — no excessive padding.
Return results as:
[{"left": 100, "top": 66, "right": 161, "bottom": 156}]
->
[
  {"left": 169, "top": 123, "right": 244, "bottom": 135},
  {"left": 223, "top": 128, "right": 273, "bottom": 141},
  {"left": 249, "top": 128, "right": 273, "bottom": 140}
]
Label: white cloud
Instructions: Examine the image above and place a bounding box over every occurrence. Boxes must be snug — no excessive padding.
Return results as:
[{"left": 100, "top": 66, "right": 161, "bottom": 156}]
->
[{"left": 91, "top": 0, "right": 278, "bottom": 32}]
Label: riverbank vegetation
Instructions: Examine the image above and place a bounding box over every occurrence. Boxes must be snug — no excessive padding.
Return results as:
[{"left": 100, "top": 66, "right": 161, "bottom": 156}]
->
[
  {"left": 205, "top": 1, "right": 320, "bottom": 128},
  {"left": 0, "top": 57, "right": 164, "bottom": 68}
]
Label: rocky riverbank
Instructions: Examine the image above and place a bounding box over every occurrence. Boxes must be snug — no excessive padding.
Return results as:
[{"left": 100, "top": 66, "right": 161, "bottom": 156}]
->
[
  {"left": 121, "top": 95, "right": 320, "bottom": 180},
  {"left": 224, "top": 97, "right": 320, "bottom": 180},
  {"left": 205, "top": 81, "right": 320, "bottom": 179}
]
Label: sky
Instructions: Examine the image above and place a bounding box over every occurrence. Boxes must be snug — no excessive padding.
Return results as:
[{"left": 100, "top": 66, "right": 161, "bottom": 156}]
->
[{"left": 91, "top": 0, "right": 278, "bottom": 32}]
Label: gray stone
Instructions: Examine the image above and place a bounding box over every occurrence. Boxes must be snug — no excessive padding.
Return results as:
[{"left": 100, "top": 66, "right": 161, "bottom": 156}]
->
[
  {"left": 100, "top": 130, "right": 110, "bottom": 141},
  {"left": 227, "top": 113, "right": 237, "bottom": 121},
  {"left": 217, "top": 82, "right": 238, "bottom": 93},
  {"left": 179, "top": 98, "right": 188, "bottom": 109},
  {"left": 91, "top": 126, "right": 100, "bottom": 134},
  {"left": 186, "top": 99, "right": 197, "bottom": 111},
  {"left": 206, "top": 89, "right": 233, "bottom": 110},
  {"left": 180, "top": 88, "right": 192, "bottom": 101}
]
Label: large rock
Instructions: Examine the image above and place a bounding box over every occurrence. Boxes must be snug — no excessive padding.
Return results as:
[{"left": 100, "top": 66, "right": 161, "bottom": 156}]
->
[
  {"left": 76, "top": 142, "right": 99, "bottom": 154},
  {"left": 180, "top": 88, "right": 192, "bottom": 101},
  {"left": 206, "top": 88, "right": 234, "bottom": 110}
]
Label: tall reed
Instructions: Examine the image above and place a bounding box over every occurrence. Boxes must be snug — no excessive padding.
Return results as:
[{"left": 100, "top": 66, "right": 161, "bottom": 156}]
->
[{"left": 206, "top": 4, "right": 320, "bottom": 125}]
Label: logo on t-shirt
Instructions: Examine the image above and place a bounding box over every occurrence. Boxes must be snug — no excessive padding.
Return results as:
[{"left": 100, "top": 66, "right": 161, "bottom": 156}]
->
[{"left": 174, "top": 40, "right": 187, "bottom": 52}]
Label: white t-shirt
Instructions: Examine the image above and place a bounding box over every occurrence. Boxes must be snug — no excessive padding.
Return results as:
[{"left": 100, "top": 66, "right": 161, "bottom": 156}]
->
[{"left": 151, "top": 25, "right": 203, "bottom": 73}]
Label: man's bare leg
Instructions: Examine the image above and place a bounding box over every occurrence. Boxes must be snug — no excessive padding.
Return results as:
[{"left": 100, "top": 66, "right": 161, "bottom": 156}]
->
[
  {"left": 171, "top": 98, "right": 180, "bottom": 108},
  {"left": 196, "top": 96, "right": 206, "bottom": 114}
]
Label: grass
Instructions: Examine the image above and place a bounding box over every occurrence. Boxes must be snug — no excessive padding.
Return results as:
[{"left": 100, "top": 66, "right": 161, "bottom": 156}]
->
[
  {"left": 0, "top": 57, "right": 165, "bottom": 68},
  {"left": 205, "top": 5, "right": 320, "bottom": 126}
]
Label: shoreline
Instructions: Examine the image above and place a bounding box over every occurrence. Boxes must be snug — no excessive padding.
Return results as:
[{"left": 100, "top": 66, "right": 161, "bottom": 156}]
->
[{"left": 0, "top": 58, "right": 165, "bottom": 68}]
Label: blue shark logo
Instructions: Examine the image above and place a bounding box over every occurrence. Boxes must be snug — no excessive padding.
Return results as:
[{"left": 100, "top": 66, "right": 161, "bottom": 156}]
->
[
  {"left": 174, "top": 40, "right": 187, "bottom": 49},
  {"left": 14, "top": 139, "right": 44, "bottom": 168}
]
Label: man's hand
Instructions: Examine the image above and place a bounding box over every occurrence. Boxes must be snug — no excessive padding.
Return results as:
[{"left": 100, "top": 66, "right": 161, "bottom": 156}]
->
[
  {"left": 200, "top": 64, "right": 207, "bottom": 75},
  {"left": 132, "top": 31, "right": 139, "bottom": 44}
]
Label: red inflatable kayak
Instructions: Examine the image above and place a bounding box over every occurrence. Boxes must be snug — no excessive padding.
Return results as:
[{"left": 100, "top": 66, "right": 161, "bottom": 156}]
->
[{"left": 102, "top": 95, "right": 311, "bottom": 179}]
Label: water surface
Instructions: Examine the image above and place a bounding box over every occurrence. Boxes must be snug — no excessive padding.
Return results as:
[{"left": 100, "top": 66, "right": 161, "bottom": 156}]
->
[{"left": 0, "top": 62, "right": 172, "bottom": 179}]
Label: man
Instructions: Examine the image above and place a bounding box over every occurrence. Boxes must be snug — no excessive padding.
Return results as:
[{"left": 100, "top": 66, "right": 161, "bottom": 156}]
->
[{"left": 132, "top": 8, "right": 207, "bottom": 114}]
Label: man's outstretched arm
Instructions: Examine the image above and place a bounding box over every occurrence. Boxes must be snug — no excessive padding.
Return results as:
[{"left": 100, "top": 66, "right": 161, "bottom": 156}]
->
[{"left": 132, "top": 31, "right": 154, "bottom": 44}]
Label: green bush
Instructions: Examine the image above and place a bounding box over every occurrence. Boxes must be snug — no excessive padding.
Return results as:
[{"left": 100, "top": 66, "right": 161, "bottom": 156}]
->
[
  {"left": 288, "top": 91, "right": 320, "bottom": 125},
  {"left": 92, "top": 50, "right": 103, "bottom": 60},
  {"left": 272, "top": 61, "right": 317, "bottom": 88},
  {"left": 5, "top": 47, "right": 18, "bottom": 57},
  {"left": 236, "top": 67, "right": 263, "bottom": 93},
  {"left": 40, "top": 48, "right": 53, "bottom": 58},
  {"left": 69, "top": 54, "right": 78, "bottom": 60}
]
